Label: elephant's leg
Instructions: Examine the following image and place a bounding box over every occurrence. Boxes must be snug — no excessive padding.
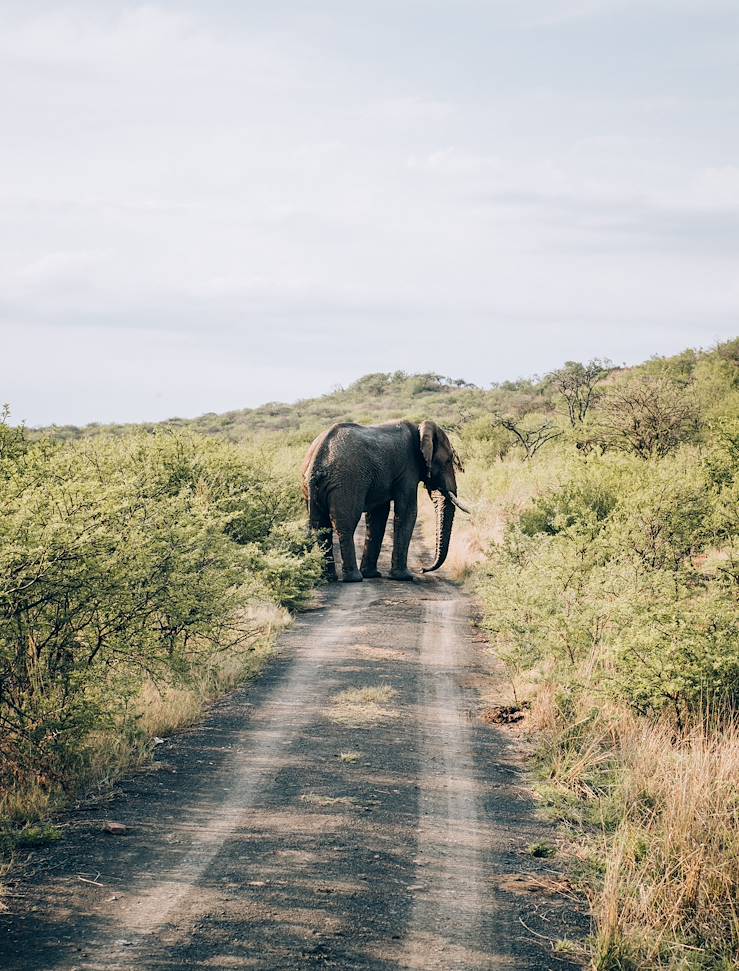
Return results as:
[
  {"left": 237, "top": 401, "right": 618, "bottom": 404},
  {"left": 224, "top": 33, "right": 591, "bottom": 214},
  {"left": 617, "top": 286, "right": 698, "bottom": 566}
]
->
[
  {"left": 332, "top": 506, "right": 363, "bottom": 583},
  {"left": 361, "top": 502, "right": 390, "bottom": 578},
  {"left": 311, "top": 510, "right": 337, "bottom": 581},
  {"left": 390, "top": 494, "right": 418, "bottom": 581}
]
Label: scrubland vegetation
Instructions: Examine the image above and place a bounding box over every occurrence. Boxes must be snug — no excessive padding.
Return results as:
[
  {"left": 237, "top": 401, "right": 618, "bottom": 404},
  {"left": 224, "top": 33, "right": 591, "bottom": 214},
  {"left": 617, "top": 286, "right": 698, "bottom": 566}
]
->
[
  {"left": 0, "top": 422, "right": 321, "bottom": 861},
  {"left": 5, "top": 340, "right": 738, "bottom": 967},
  {"left": 38, "top": 371, "right": 482, "bottom": 446},
  {"left": 458, "top": 342, "right": 739, "bottom": 969}
]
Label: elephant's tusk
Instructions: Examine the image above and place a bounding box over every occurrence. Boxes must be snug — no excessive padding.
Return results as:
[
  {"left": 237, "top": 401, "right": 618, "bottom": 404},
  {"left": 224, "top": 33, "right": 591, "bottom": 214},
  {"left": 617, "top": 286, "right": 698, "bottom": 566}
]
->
[{"left": 448, "top": 492, "right": 471, "bottom": 514}]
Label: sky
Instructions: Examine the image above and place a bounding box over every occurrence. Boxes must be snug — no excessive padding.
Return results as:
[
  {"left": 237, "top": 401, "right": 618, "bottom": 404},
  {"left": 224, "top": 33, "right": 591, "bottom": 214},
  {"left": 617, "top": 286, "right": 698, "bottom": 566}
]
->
[{"left": 1, "top": 0, "right": 738, "bottom": 426}]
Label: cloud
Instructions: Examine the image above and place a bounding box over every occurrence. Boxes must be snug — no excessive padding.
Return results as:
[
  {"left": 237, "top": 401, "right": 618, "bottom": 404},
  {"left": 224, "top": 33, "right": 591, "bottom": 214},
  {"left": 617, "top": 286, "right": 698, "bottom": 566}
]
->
[
  {"left": 0, "top": 2, "right": 737, "bottom": 424},
  {"left": 519, "top": 0, "right": 737, "bottom": 28}
]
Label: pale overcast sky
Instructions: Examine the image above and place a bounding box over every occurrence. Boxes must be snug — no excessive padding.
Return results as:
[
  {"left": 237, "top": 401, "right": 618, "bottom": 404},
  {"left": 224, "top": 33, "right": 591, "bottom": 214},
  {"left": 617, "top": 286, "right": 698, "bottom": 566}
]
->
[{"left": 2, "top": 1, "right": 738, "bottom": 425}]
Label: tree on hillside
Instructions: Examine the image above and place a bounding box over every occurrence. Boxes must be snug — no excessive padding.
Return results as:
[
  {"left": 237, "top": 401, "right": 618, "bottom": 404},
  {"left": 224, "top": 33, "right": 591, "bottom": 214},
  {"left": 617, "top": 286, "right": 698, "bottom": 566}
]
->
[
  {"left": 495, "top": 413, "right": 562, "bottom": 459},
  {"left": 643, "top": 348, "right": 698, "bottom": 386},
  {"left": 549, "top": 359, "right": 611, "bottom": 427},
  {"left": 350, "top": 373, "right": 390, "bottom": 396},
  {"left": 0, "top": 405, "right": 27, "bottom": 466},
  {"left": 716, "top": 336, "right": 739, "bottom": 368},
  {"left": 594, "top": 375, "right": 699, "bottom": 458}
]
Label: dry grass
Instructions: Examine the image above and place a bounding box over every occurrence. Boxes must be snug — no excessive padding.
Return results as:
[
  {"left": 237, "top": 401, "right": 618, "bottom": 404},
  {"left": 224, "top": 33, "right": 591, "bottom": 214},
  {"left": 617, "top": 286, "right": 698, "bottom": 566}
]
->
[
  {"left": 339, "top": 751, "right": 362, "bottom": 763},
  {"left": 137, "top": 604, "right": 286, "bottom": 738},
  {"left": 300, "top": 793, "right": 356, "bottom": 807},
  {"left": 531, "top": 694, "right": 739, "bottom": 969},
  {"left": 592, "top": 717, "right": 739, "bottom": 969},
  {"left": 328, "top": 685, "right": 398, "bottom": 726},
  {"left": 0, "top": 783, "right": 55, "bottom": 829}
]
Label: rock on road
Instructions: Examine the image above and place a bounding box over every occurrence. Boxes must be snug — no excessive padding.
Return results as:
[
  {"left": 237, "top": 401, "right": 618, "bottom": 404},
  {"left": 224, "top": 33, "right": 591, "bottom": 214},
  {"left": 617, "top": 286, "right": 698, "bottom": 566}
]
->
[{"left": 0, "top": 545, "right": 584, "bottom": 970}]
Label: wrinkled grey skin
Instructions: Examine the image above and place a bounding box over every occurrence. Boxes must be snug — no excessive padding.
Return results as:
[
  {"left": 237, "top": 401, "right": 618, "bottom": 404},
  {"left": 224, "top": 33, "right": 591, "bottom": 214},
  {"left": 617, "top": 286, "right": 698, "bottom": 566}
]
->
[{"left": 302, "top": 419, "right": 464, "bottom": 582}]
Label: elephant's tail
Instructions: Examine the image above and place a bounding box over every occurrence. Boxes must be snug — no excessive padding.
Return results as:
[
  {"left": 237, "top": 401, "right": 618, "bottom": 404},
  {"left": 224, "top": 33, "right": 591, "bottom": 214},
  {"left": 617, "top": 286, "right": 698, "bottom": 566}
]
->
[{"left": 306, "top": 467, "right": 330, "bottom": 529}]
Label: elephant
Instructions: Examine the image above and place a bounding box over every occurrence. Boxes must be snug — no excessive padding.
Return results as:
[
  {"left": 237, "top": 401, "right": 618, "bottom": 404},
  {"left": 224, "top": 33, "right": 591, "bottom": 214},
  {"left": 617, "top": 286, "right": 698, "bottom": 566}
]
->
[{"left": 302, "top": 419, "right": 470, "bottom": 582}]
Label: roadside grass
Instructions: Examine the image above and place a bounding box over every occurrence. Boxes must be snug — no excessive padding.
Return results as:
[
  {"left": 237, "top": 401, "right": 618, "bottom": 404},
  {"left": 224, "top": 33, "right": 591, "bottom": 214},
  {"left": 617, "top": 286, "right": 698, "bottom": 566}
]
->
[
  {"left": 471, "top": 631, "right": 739, "bottom": 970},
  {"left": 473, "top": 618, "right": 739, "bottom": 970},
  {"left": 328, "top": 685, "right": 398, "bottom": 726},
  {"left": 137, "top": 604, "right": 285, "bottom": 738},
  {"left": 588, "top": 715, "right": 739, "bottom": 970},
  {"left": 516, "top": 690, "right": 739, "bottom": 970}
]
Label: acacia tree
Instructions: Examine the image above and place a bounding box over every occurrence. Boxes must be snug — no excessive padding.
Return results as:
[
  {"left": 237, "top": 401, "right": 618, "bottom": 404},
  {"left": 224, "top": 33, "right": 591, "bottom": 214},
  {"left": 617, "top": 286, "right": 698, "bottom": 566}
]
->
[
  {"left": 495, "top": 414, "right": 562, "bottom": 459},
  {"left": 549, "top": 359, "right": 611, "bottom": 426},
  {"left": 595, "top": 375, "right": 699, "bottom": 458}
]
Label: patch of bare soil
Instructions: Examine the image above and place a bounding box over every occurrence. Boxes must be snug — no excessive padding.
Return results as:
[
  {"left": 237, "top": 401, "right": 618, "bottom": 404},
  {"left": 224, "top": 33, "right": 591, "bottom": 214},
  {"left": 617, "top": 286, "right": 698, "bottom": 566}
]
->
[
  {"left": 482, "top": 703, "right": 531, "bottom": 725},
  {"left": 0, "top": 529, "right": 586, "bottom": 970}
]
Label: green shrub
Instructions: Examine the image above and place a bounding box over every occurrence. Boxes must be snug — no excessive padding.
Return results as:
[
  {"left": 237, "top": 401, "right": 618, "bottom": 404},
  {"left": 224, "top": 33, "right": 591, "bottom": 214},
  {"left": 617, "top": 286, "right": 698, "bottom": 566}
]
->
[
  {"left": 612, "top": 581, "right": 739, "bottom": 718},
  {"left": 519, "top": 455, "right": 628, "bottom": 536},
  {"left": 0, "top": 429, "right": 319, "bottom": 797},
  {"left": 476, "top": 440, "right": 736, "bottom": 720}
]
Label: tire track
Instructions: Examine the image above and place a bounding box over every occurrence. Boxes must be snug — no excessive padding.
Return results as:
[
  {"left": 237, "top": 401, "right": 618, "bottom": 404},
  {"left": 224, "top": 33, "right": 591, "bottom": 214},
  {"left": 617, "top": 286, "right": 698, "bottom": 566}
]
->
[{"left": 400, "top": 597, "right": 493, "bottom": 970}]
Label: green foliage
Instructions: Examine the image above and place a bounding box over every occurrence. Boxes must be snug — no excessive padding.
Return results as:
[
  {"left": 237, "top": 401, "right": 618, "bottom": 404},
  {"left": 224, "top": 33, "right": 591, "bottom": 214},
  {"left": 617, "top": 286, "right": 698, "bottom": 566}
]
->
[
  {"left": 547, "top": 358, "right": 612, "bottom": 426},
  {"left": 0, "top": 429, "right": 319, "bottom": 797},
  {"left": 612, "top": 581, "right": 738, "bottom": 717},
  {"left": 519, "top": 456, "right": 625, "bottom": 536},
  {"left": 5, "top": 823, "right": 61, "bottom": 850},
  {"left": 704, "top": 417, "right": 739, "bottom": 562},
  {"left": 477, "top": 436, "right": 739, "bottom": 719},
  {"left": 642, "top": 348, "right": 698, "bottom": 386},
  {"left": 591, "top": 375, "right": 700, "bottom": 458}
]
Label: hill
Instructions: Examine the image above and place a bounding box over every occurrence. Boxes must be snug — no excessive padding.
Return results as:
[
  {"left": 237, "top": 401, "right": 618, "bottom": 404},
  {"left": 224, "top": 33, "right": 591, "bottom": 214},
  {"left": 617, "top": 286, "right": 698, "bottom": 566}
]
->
[
  {"left": 36, "top": 371, "right": 496, "bottom": 444},
  {"left": 38, "top": 340, "right": 738, "bottom": 454}
]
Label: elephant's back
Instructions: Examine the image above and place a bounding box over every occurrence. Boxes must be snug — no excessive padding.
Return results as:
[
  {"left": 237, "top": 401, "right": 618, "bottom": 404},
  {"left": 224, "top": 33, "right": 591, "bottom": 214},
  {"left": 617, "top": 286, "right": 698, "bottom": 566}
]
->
[
  {"left": 302, "top": 422, "right": 362, "bottom": 479},
  {"left": 304, "top": 420, "right": 418, "bottom": 478}
]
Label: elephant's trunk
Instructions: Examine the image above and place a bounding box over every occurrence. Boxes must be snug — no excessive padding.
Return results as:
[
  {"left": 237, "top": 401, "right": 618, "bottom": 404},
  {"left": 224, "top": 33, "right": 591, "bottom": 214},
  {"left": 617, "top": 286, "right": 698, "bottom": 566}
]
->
[{"left": 421, "top": 491, "right": 455, "bottom": 573}]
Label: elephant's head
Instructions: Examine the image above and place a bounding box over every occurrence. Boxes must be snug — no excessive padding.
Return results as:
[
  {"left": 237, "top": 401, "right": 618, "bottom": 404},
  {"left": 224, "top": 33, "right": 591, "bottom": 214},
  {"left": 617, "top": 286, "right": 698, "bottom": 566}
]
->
[{"left": 418, "top": 420, "right": 470, "bottom": 573}]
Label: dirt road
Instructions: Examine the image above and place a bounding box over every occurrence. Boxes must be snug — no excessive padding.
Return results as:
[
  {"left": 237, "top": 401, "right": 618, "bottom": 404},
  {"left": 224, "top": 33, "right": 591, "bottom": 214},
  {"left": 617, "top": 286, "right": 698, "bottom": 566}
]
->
[{"left": 1, "top": 542, "right": 584, "bottom": 970}]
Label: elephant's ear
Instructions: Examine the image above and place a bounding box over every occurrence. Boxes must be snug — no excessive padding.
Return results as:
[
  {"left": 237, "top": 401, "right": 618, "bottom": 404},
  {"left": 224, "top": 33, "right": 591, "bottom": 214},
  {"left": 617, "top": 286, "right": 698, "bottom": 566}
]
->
[{"left": 418, "top": 420, "right": 436, "bottom": 478}]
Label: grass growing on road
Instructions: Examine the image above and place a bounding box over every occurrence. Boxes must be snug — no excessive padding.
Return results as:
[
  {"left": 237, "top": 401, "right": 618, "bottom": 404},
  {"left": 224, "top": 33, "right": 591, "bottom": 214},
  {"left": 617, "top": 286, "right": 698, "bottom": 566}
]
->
[
  {"left": 300, "top": 793, "right": 356, "bottom": 807},
  {"left": 328, "top": 685, "right": 398, "bottom": 726}
]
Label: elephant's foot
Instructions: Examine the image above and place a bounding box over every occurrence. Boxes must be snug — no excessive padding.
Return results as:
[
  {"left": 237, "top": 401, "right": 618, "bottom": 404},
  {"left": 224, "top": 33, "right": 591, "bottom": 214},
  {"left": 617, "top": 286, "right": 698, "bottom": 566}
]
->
[
  {"left": 342, "top": 570, "right": 364, "bottom": 583},
  {"left": 361, "top": 567, "right": 382, "bottom": 579},
  {"left": 389, "top": 568, "right": 415, "bottom": 581}
]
